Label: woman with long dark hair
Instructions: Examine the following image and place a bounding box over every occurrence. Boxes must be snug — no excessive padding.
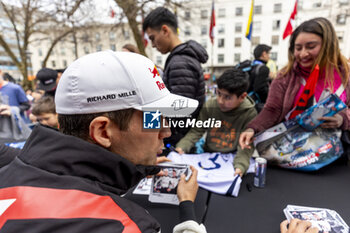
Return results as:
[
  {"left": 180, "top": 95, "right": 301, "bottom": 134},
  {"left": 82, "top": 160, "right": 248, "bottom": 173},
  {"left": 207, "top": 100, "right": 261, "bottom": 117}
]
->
[{"left": 239, "top": 17, "right": 350, "bottom": 149}]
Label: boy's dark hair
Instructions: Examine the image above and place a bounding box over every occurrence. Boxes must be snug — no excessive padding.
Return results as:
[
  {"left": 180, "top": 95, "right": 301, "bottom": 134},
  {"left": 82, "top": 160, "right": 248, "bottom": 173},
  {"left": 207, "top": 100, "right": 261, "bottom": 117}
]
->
[
  {"left": 32, "top": 96, "right": 56, "bottom": 115},
  {"left": 142, "top": 7, "right": 178, "bottom": 33},
  {"left": 254, "top": 44, "right": 272, "bottom": 60},
  {"left": 58, "top": 109, "right": 135, "bottom": 140},
  {"left": 217, "top": 68, "right": 249, "bottom": 97}
]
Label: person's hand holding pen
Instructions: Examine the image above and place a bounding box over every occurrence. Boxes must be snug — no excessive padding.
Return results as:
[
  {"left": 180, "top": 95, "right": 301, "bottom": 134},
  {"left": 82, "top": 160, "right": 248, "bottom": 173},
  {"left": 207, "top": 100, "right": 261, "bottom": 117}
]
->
[
  {"left": 164, "top": 143, "right": 185, "bottom": 155},
  {"left": 175, "top": 147, "right": 184, "bottom": 154}
]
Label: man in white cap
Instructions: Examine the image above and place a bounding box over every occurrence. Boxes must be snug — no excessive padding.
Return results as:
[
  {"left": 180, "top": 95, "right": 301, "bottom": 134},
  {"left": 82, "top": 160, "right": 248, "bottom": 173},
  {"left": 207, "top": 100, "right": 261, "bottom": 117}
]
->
[{"left": 0, "top": 51, "right": 206, "bottom": 233}]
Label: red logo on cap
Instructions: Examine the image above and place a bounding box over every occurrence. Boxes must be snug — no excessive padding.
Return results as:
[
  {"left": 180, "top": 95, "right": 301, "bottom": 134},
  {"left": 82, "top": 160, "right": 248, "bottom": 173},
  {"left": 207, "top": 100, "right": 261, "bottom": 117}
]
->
[
  {"left": 149, "top": 66, "right": 160, "bottom": 78},
  {"left": 156, "top": 81, "right": 165, "bottom": 90}
]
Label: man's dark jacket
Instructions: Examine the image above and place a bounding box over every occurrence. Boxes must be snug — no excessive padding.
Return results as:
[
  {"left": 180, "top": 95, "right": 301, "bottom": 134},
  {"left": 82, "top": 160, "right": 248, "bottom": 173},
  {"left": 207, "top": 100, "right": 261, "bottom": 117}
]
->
[
  {"left": 163, "top": 40, "right": 208, "bottom": 145},
  {"left": 247, "top": 59, "right": 270, "bottom": 104},
  {"left": 0, "top": 125, "right": 161, "bottom": 232}
]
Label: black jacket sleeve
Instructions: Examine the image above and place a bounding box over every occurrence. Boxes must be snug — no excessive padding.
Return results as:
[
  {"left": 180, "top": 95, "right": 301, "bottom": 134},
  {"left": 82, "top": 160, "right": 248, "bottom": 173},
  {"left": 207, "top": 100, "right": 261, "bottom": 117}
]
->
[
  {"left": 179, "top": 201, "right": 197, "bottom": 223},
  {"left": 166, "top": 56, "right": 201, "bottom": 99},
  {"left": 0, "top": 144, "right": 20, "bottom": 168},
  {"left": 19, "top": 101, "right": 31, "bottom": 113},
  {"left": 253, "top": 65, "right": 270, "bottom": 103}
]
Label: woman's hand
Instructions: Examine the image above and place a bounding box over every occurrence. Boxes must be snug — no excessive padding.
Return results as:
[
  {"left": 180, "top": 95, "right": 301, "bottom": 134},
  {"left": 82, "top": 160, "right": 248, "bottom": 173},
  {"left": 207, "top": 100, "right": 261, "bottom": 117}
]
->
[
  {"left": 319, "top": 114, "right": 343, "bottom": 129},
  {"left": 239, "top": 128, "right": 255, "bottom": 149}
]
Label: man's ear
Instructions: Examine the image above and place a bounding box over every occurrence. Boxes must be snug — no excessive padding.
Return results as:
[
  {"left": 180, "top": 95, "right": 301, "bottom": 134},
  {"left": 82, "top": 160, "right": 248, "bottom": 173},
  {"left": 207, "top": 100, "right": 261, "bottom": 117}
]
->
[
  {"left": 89, "top": 116, "right": 116, "bottom": 148},
  {"left": 161, "top": 24, "right": 171, "bottom": 36}
]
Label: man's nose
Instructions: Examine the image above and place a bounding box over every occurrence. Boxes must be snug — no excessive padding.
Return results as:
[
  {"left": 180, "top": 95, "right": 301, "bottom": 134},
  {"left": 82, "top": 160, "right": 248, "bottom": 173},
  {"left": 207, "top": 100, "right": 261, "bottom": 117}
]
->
[
  {"left": 217, "top": 96, "right": 224, "bottom": 105},
  {"left": 160, "top": 126, "right": 171, "bottom": 139}
]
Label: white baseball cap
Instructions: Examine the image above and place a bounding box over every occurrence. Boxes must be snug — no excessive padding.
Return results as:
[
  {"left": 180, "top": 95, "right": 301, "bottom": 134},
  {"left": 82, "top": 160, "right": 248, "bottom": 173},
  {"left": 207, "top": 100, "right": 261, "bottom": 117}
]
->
[{"left": 55, "top": 50, "right": 198, "bottom": 117}]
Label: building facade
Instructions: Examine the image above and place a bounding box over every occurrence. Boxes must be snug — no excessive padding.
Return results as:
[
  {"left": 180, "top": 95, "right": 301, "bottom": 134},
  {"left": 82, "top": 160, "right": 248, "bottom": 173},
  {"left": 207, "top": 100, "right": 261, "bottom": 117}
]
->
[{"left": 1, "top": 0, "right": 348, "bottom": 79}]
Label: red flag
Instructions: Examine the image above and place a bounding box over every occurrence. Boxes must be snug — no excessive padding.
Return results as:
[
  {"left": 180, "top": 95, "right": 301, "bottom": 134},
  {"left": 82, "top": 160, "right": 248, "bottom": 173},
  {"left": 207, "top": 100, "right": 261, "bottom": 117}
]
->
[
  {"left": 209, "top": 0, "right": 215, "bottom": 44},
  {"left": 283, "top": 0, "right": 298, "bottom": 40},
  {"left": 110, "top": 7, "right": 115, "bottom": 18}
]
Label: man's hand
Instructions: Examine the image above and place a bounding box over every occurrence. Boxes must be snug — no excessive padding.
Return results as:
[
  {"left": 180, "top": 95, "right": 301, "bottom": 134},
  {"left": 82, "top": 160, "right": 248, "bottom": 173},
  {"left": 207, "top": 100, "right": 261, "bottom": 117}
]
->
[
  {"left": 177, "top": 166, "right": 198, "bottom": 203},
  {"left": 175, "top": 147, "right": 185, "bottom": 154},
  {"left": 156, "top": 156, "right": 171, "bottom": 164},
  {"left": 280, "top": 219, "right": 319, "bottom": 233},
  {"left": 147, "top": 156, "right": 172, "bottom": 178},
  {"left": 0, "top": 105, "right": 11, "bottom": 116},
  {"left": 239, "top": 128, "right": 255, "bottom": 150},
  {"left": 234, "top": 168, "right": 243, "bottom": 177},
  {"left": 319, "top": 114, "right": 343, "bottom": 129}
]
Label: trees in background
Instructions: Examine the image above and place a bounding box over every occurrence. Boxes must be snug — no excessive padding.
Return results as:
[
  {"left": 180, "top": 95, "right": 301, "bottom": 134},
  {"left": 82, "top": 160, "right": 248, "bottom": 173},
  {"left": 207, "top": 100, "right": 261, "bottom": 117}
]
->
[{"left": 0, "top": 0, "right": 92, "bottom": 89}]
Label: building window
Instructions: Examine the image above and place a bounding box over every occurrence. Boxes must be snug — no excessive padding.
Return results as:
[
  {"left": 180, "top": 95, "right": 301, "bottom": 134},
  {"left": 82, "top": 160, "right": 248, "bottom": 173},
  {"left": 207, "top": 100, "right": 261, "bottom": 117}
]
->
[
  {"left": 254, "top": 5, "right": 262, "bottom": 14},
  {"left": 109, "top": 32, "right": 116, "bottom": 41},
  {"left": 235, "top": 7, "right": 243, "bottom": 16},
  {"left": 51, "top": 60, "right": 56, "bottom": 68},
  {"left": 253, "top": 21, "right": 261, "bottom": 33},
  {"left": 201, "top": 9, "right": 208, "bottom": 19},
  {"left": 95, "top": 32, "right": 100, "bottom": 41},
  {"left": 156, "top": 56, "right": 162, "bottom": 65},
  {"left": 96, "top": 44, "right": 102, "bottom": 52},
  {"left": 312, "top": 2, "right": 321, "bottom": 7},
  {"left": 271, "top": 35, "right": 279, "bottom": 45},
  {"left": 124, "top": 30, "right": 130, "bottom": 39},
  {"left": 235, "top": 23, "right": 242, "bottom": 33},
  {"left": 201, "top": 25, "right": 207, "bottom": 35},
  {"left": 110, "top": 44, "right": 116, "bottom": 51},
  {"left": 38, "top": 48, "right": 42, "bottom": 56},
  {"left": 252, "top": 36, "right": 260, "bottom": 46},
  {"left": 271, "top": 52, "right": 278, "bottom": 61},
  {"left": 337, "top": 31, "right": 344, "bottom": 42},
  {"left": 272, "top": 20, "right": 281, "bottom": 30},
  {"left": 185, "top": 11, "right": 191, "bottom": 20},
  {"left": 273, "top": 3, "right": 282, "bottom": 13},
  {"left": 201, "top": 39, "right": 207, "bottom": 49},
  {"left": 84, "top": 46, "right": 89, "bottom": 54},
  {"left": 234, "top": 53, "right": 241, "bottom": 63},
  {"left": 218, "top": 8, "right": 225, "bottom": 18},
  {"left": 339, "top": 0, "right": 349, "bottom": 5},
  {"left": 218, "top": 24, "right": 225, "bottom": 34},
  {"left": 218, "top": 38, "right": 225, "bottom": 48},
  {"left": 82, "top": 34, "right": 89, "bottom": 43},
  {"left": 60, "top": 47, "right": 65, "bottom": 56},
  {"left": 235, "top": 37, "right": 241, "bottom": 47},
  {"left": 184, "top": 26, "right": 191, "bottom": 36},
  {"left": 218, "top": 54, "right": 224, "bottom": 63},
  {"left": 337, "top": 14, "right": 346, "bottom": 24},
  {"left": 63, "top": 60, "right": 67, "bottom": 67}
]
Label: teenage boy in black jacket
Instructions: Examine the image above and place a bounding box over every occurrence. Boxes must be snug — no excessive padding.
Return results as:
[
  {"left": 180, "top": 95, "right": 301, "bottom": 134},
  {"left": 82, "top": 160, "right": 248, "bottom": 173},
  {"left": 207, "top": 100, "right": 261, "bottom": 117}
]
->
[{"left": 143, "top": 7, "right": 208, "bottom": 146}]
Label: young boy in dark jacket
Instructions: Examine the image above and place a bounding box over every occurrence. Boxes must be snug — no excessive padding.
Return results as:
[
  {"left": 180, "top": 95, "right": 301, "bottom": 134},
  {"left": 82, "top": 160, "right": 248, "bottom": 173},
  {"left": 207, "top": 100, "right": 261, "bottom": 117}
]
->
[{"left": 176, "top": 68, "right": 257, "bottom": 177}]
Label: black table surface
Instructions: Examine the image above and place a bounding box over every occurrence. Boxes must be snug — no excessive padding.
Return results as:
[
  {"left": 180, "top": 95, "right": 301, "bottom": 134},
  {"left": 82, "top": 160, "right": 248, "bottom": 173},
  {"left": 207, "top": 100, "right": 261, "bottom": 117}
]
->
[
  {"left": 204, "top": 160, "right": 350, "bottom": 233},
  {"left": 123, "top": 160, "right": 349, "bottom": 233},
  {"left": 124, "top": 187, "right": 209, "bottom": 233}
]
